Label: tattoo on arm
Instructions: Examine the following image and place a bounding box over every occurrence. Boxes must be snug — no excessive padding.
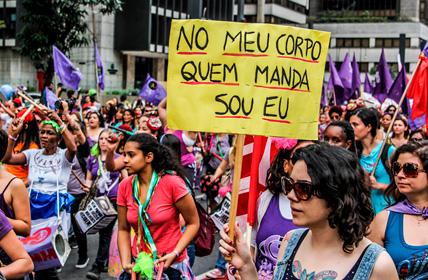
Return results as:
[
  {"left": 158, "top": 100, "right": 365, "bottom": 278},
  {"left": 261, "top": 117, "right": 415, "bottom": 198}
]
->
[{"left": 292, "top": 260, "right": 338, "bottom": 280}]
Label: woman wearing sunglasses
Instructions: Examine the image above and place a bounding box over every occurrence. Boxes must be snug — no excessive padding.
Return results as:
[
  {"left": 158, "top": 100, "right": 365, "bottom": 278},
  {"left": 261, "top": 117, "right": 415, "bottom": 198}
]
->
[
  {"left": 369, "top": 142, "right": 428, "bottom": 279},
  {"left": 220, "top": 143, "right": 397, "bottom": 280}
]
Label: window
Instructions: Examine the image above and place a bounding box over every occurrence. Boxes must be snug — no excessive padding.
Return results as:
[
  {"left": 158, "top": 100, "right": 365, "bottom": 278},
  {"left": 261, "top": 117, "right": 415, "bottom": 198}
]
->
[
  {"left": 375, "top": 38, "right": 411, "bottom": 48},
  {"left": 336, "top": 38, "right": 369, "bottom": 48}
]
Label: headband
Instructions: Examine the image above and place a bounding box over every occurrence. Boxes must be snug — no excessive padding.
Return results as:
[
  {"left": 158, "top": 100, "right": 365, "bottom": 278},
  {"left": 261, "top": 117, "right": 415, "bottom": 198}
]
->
[
  {"left": 42, "top": 120, "right": 60, "bottom": 132},
  {"left": 147, "top": 117, "right": 161, "bottom": 131}
]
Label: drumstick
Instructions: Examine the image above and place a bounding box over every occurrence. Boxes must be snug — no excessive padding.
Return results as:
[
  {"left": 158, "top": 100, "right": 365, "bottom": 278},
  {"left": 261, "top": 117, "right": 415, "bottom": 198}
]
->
[
  {"left": 197, "top": 132, "right": 206, "bottom": 152},
  {"left": 19, "top": 105, "right": 34, "bottom": 120},
  {"left": 17, "top": 92, "right": 47, "bottom": 112},
  {"left": 131, "top": 272, "right": 136, "bottom": 280},
  {"left": 156, "top": 261, "right": 165, "bottom": 280},
  {"left": 71, "top": 170, "right": 85, "bottom": 186}
]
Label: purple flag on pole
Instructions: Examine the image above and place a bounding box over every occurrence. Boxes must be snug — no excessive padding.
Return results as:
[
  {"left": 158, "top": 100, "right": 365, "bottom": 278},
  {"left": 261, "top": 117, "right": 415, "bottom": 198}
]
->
[
  {"left": 328, "top": 54, "right": 345, "bottom": 105},
  {"left": 339, "top": 53, "right": 352, "bottom": 89},
  {"left": 95, "top": 42, "right": 104, "bottom": 90},
  {"left": 372, "top": 49, "right": 393, "bottom": 102},
  {"left": 364, "top": 72, "right": 373, "bottom": 93},
  {"left": 385, "top": 67, "right": 408, "bottom": 114},
  {"left": 52, "top": 46, "right": 83, "bottom": 90},
  {"left": 138, "top": 74, "right": 166, "bottom": 106},
  {"left": 351, "top": 53, "right": 361, "bottom": 99},
  {"left": 45, "top": 87, "right": 58, "bottom": 110}
]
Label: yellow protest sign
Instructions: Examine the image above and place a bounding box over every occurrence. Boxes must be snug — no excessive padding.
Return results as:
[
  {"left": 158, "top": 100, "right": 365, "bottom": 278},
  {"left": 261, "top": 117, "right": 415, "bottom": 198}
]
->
[{"left": 167, "top": 19, "right": 330, "bottom": 139}]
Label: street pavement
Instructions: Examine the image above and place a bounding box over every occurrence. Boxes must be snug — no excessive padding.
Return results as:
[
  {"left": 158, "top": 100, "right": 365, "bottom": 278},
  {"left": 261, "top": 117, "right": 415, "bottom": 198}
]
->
[{"left": 60, "top": 195, "right": 224, "bottom": 280}]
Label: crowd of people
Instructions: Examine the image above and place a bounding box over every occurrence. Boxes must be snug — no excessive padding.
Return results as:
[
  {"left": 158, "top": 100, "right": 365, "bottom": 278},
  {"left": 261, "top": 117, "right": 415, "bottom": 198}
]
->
[{"left": 0, "top": 85, "right": 427, "bottom": 280}]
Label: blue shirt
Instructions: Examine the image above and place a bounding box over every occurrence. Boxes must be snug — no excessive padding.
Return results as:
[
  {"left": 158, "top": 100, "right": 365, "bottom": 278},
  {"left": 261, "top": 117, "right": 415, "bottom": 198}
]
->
[
  {"left": 359, "top": 141, "right": 395, "bottom": 215},
  {"left": 385, "top": 211, "right": 428, "bottom": 279}
]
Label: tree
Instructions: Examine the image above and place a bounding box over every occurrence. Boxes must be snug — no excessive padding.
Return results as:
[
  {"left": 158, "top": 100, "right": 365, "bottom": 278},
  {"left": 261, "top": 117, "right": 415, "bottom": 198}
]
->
[
  {"left": 17, "top": 0, "right": 122, "bottom": 81},
  {"left": 0, "top": 20, "right": 5, "bottom": 29}
]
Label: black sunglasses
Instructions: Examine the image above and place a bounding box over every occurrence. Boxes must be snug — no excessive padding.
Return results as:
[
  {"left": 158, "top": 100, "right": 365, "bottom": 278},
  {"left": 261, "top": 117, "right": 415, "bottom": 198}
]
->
[
  {"left": 392, "top": 162, "right": 426, "bottom": 178},
  {"left": 410, "top": 138, "right": 424, "bottom": 142},
  {"left": 281, "top": 176, "right": 319, "bottom": 201}
]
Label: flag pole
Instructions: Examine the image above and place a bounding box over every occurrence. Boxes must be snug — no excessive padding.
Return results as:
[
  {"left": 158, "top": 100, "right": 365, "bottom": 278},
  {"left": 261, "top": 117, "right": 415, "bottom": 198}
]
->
[
  {"left": 371, "top": 58, "right": 422, "bottom": 175},
  {"left": 246, "top": 136, "right": 262, "bottom": 245},
  {"left": 225, "top": 134, "right": 245, "bottom": 261},
  {"left": 54, "top": 74, "right": 58, "bottom": 97},
  {"left": 91, "top": 4, "right": 100, "bottom": 102}
]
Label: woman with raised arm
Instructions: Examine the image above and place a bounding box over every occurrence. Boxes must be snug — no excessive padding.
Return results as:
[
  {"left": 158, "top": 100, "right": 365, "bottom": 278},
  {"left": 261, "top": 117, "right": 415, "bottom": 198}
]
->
[
  {"left": 369, "top": 142, "right": 428, "bottom": 279},
  {"left": 220, "top": 143, "right": 398, "bottom": 280},
  {"left": 3, "top": 101, "right": 76, "bottom": 280},
  {"left": 117, "top": 133, "right": 198, "bottom": 280}
]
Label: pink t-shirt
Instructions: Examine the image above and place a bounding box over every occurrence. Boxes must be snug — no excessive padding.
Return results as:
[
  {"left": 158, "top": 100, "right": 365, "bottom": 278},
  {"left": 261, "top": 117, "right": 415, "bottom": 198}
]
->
[{"left": 117, "top": 174, "right": 189, "bottom": 261}]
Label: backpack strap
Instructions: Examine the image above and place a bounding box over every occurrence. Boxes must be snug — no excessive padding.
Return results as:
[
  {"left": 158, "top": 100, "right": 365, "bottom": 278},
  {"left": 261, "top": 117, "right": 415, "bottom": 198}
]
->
[
  {"left": 353, "top": 243, "right": 385, "bottom": 279},
  {"left": 273, "top": 228, "right": 308, "bottom": 280}
]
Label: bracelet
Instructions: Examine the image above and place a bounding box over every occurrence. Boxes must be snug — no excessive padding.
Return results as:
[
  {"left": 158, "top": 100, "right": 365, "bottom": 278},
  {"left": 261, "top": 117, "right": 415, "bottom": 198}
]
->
[
  {"left": 172, "top": 250, "right": 180, "bottom": 258},
  {"left": 8, "top": 135, "right": 17, "bottom": 141},
  {"left": 59, "top": 124, "right": 67, "bottom": 134}
]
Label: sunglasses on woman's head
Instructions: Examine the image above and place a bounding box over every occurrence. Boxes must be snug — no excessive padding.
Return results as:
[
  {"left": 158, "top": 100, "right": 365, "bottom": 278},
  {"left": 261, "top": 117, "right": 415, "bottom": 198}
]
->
[
  {"left": 281, "top": 176, "right": 319, "bottom": 201},
  {"left": 410, "top": 137, "right": 424, "bottom": 142},
  {"left": 392, "top": 162, "right": 426, "bottom": 178}
]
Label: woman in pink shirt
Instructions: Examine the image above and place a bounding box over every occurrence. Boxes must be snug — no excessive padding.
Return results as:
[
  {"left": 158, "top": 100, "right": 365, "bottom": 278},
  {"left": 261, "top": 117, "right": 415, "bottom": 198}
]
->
[{"left": 117, "top": 133, "right": 199, "bottom": 280}]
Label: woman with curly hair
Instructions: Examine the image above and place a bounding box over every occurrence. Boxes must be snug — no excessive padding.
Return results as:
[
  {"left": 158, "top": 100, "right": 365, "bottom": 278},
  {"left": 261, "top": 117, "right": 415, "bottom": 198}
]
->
[
  {"left": 219, "top": 143, "right": 398, "bottom": 280},
  {"left": 369, "top": 142, "right": 428, "bottom": 279},
  {"left": 250, "top": 139, "right": 315, "bottom": 280},
  {"left": 117, "top": 133, "right": 199, "bottom": 280}
]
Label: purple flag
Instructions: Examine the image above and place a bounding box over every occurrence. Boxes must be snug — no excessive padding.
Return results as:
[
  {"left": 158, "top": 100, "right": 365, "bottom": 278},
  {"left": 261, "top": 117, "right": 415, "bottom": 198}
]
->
[
  {"left": 351, "top": 53, "right": 361, "bottom": 99},
  {"left": 52, "top": 45, "right": 83, "bottom": 90},
  {"left": 95, "top": 42, "right": 104, "bottom": 90},
  {"left": 320, "top": 83, "right": 328, "bottom": 108},
  {"left": 45, "top": 87, "right": 58, "bottom": 110},
  {"left": 372, "top": 49, "right": 393, "bottom": 102},
  {"left": 339, "top": 53, "right": 352, "bottom": 89},
  {"left": 327, "top": 54, "right": 345, "bottom": 105},
  {"left": 422, "top": 40, "right": 428, "bottom": 58},
  {"left": 408, "top": 104, "right": 426, "bottom": 130},
  {"left": 385, "top": 67, "right": 408, "bottom": 115},
  {"left": 364, "top": 72, "right": 373, "bottom": 94},
  {"left": 138, "top": 73, "right": 167, "bottom": 106}
]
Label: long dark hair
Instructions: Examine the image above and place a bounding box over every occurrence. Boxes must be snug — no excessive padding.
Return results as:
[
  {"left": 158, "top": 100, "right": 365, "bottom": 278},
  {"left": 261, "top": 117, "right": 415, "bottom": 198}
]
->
[
  {"left": 16, "top": 115, "right": 40, "bottom": 151},
  {"left": 161, "top": 134, "right": 182, "bottom": 163},
  {"left": 384, "top": 142, "right": 428, "bottom": 205},
  {"left": 292, "top": 143, "right": 373, "bottom": 253},
  {"left": 265, "top": 141, "right": 299, "bottom": 195},
  {"left": 88, "top": 111, "right": 105, "bottom": 128},
  {"left": 350, "top": 108, "right": 378, "bottom": 157},
  {"left": 127, "top": 133, "right": 188, "bottom": 183}
]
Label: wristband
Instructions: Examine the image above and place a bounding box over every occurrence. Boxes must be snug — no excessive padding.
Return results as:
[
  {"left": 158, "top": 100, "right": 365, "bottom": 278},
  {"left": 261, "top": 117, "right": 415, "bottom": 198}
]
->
[
  {"left": 172, "top": 250, "right": 180, "bottom": 258},
  {"left": 8, "top": 135, "right": 17, "bottom": 141},
  {"left": 59, "top": 124, "right": 66, "bottom": 134}
]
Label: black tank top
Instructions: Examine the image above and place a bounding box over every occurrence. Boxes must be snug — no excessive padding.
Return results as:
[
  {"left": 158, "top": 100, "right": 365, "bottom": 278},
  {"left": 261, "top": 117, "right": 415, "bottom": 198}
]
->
[{"left": 0, "top": 177, "right": 17, "bottom": 219}]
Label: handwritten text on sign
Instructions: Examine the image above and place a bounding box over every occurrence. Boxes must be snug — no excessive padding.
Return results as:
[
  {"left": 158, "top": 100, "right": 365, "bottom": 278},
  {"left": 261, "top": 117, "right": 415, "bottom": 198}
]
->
[{"left": 167, "top": 20, "right": 330, "bottom": 139}]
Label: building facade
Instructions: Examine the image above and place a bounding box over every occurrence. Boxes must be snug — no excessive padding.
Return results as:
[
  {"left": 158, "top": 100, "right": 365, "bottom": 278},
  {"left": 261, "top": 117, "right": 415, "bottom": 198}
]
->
[
  {"left": 308, "top": 0, "right": 428, "bottom": 82},
  {"left": 0, "top": 0, "right": 310, "bottom": 92}
]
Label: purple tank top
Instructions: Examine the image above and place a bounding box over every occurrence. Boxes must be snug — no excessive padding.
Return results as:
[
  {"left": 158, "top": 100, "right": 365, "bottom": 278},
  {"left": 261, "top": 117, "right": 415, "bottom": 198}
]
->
[
  {"left": 255, "top": 194, "right": 299, "bottom": 280},
  {"left": 173, "top": 130, "right": 195, "bottom": 166},
  {"left": 0, "top": 178, "right": 17, "bottom": 219}
]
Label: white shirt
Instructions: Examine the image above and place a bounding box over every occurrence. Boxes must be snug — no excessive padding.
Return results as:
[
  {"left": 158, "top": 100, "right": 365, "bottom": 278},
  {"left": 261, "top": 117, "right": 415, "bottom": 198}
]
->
[{"left": 23, "top": 148, "right": 73, "bottom": 194}]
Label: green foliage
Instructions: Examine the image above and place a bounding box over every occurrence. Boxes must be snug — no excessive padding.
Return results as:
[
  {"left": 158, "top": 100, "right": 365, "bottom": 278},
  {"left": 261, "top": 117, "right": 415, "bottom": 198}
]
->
[
  {"left": 0, "top": 20, "right": 6, "bottom": 29},
  {"left": 17, "top": 0, "right": 123, "bottom": 79}
]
